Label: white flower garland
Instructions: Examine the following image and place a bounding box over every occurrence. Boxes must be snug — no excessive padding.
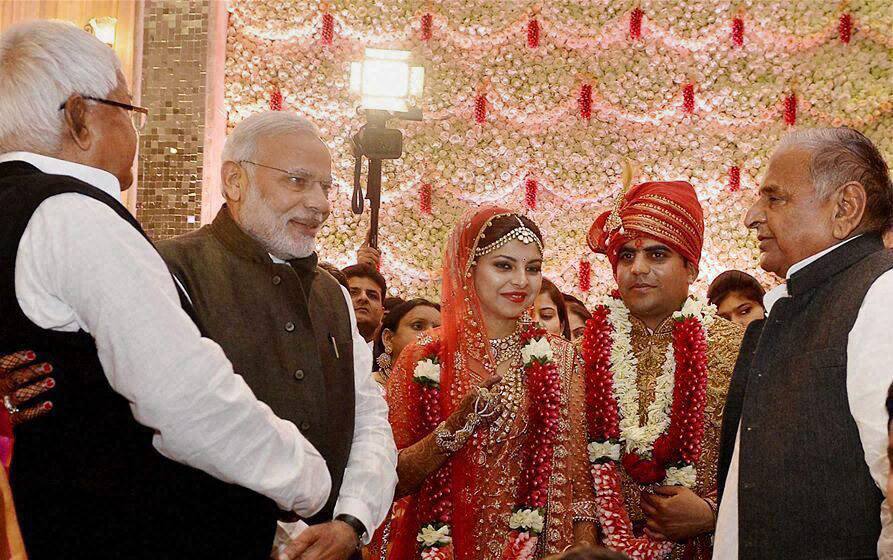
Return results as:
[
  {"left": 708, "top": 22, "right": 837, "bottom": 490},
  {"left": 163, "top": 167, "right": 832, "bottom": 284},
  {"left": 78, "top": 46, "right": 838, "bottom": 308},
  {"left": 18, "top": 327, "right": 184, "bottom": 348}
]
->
[
  {"left": 601, "top": 296, "right": 716, "bottom": 458},
  {"left": 603, "top": 297, "right": 675, "bottom": 456}
]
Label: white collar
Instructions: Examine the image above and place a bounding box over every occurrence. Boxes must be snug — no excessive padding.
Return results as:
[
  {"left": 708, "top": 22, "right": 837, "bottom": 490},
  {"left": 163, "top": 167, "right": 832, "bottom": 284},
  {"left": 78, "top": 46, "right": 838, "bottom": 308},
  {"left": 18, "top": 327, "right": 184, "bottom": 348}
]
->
[
  {"left": 0, "top": 151, "right": 121, "bottom": 201},
  {"left": 763, "top": 235, "right": 862, "bottom": 314}
]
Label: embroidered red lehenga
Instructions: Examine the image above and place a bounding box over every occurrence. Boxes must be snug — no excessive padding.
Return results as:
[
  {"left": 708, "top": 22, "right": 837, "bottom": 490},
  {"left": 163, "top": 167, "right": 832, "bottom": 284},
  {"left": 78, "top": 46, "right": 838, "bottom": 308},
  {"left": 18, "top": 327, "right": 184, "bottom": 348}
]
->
[{"left": 370, "top": 207, "right": 597, "bottom": 560}]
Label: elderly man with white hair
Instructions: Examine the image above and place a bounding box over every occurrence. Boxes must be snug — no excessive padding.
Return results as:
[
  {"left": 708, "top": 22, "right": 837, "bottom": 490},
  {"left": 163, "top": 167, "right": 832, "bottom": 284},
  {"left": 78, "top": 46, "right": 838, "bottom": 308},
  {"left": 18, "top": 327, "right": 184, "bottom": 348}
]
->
[
  {"left": 0, "top": 20, "right": 345, "bottom": 559},
  {"left": 714, "top": 127, "right": 893, "bottom": 559},
  {"left": 155, "top": 111, "right": 397, "bottom": 560}
]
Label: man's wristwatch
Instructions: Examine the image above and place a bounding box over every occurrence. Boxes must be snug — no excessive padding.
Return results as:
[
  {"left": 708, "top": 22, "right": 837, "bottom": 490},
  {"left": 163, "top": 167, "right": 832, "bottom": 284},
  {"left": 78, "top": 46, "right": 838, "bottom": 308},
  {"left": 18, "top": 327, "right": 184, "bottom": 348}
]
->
[{"left": 335, "top": 514, "right": 367, "bottom": 549}]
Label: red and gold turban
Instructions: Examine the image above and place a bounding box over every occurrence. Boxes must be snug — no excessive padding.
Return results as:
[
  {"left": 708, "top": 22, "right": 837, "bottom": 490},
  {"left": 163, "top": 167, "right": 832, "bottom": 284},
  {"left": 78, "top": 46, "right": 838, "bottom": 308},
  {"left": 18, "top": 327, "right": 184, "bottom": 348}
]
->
[{"left": 588, "top": 180, "right": 705, "bottom": 272}]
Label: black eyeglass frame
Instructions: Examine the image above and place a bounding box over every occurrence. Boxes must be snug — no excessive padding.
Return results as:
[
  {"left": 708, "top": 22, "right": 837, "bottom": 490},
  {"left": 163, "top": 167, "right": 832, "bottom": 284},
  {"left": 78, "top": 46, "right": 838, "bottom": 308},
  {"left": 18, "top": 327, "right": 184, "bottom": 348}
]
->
[
  {"left": 58, "top": 96, "right": 149, "bottom": 130},
  {"left": 58, "top": 96, "right": 148, "bottom": 115}
]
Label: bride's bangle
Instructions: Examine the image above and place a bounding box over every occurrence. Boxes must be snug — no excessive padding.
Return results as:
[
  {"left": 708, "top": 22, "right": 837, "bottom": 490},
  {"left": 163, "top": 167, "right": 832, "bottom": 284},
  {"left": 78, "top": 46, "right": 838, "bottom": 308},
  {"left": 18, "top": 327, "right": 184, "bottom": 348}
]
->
[{"left": 434, "top": 412, "right": 480, "bottom": 453}]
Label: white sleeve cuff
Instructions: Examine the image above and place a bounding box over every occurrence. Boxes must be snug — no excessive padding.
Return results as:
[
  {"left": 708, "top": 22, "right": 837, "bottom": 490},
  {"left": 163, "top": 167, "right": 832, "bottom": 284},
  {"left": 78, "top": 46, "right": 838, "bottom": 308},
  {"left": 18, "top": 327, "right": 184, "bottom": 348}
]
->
[{"left": 333, "top": 496, "right": 374, "bottom": 545}]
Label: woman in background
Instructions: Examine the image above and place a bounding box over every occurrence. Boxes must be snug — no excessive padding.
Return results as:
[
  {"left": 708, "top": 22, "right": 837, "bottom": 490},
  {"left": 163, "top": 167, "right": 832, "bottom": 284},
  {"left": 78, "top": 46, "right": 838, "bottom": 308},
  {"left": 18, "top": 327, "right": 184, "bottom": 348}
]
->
[
  {"left": 373, "top": 299, "right": 441, "bottom": 386},
  {"left": 563, "top": 294, "right": 592, "bottom": 342},
  {"left": 533, "top": 278, "right": 571, "bottom": 339},
  {"left": 706, "top": 270, "right": 766, "bottom": 327}
]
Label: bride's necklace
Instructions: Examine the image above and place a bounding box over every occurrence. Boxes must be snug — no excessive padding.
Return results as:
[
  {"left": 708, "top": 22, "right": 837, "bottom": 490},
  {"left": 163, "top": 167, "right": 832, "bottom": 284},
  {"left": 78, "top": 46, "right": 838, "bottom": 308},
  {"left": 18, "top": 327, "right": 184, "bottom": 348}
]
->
[
  {"left": 487, "top": 328, "right": 525, "bottom": 442},
  {"left": 489, "top": 330, "right": 521, "bottom": 365}
]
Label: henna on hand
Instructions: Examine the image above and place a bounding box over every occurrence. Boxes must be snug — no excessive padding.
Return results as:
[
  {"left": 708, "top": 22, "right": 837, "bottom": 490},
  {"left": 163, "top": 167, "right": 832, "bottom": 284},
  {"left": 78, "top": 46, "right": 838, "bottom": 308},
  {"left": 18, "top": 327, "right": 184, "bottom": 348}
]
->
[{"left": 0, "top": 351, "right": 55, "bottom": 427}]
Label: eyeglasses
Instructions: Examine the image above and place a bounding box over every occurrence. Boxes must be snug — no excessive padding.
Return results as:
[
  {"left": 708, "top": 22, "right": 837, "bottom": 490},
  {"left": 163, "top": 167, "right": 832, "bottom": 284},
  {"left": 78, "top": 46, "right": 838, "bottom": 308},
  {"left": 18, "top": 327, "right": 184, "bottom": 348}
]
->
[
  {"left": 58, "top": 96, "right": 149, "bottom": 132},
  {"left": 240, "top": 160, "right": 335, "bottom": 199}
]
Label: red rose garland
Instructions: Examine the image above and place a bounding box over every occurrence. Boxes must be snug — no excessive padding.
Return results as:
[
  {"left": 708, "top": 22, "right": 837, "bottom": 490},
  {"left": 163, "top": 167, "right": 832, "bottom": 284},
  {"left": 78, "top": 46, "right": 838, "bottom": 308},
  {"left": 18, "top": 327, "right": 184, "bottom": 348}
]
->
[
  {"left": 581, "top": 298, "right": 711, "bottom": 559},
  {"left": 412, "top": 325, "right": 562, "bottom": 560}
]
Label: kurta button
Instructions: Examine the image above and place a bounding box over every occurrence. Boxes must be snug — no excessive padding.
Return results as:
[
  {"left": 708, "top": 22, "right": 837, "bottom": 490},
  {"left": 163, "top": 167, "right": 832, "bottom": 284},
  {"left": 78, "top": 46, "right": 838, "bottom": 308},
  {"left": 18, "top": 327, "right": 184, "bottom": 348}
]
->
[
  {"left": 300, "top": 421, "right": 311, "bottom": 431},
  {"left": 285, "top": 321, "right": 295, "bottom": 332},
  {"left": 272, "top": 275, "right": 281, "bottom": 285},
  {"left": 294, "top": 369, "right": 305, "bottom": 380}
]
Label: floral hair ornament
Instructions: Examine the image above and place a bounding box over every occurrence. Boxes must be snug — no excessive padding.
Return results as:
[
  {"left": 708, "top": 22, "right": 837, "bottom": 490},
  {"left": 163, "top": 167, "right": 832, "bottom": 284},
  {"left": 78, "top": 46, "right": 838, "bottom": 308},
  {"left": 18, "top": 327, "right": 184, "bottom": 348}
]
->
[{"left": 473, "top": 216, "right": 543, "bottom": 258}]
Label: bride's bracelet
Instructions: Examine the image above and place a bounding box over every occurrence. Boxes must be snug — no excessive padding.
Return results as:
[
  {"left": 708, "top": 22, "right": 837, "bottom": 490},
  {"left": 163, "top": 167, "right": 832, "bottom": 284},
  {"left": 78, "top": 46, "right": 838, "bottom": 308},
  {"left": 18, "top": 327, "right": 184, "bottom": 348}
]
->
[{"left": 434, "top": 412, "right": 480, "bottom": 453}]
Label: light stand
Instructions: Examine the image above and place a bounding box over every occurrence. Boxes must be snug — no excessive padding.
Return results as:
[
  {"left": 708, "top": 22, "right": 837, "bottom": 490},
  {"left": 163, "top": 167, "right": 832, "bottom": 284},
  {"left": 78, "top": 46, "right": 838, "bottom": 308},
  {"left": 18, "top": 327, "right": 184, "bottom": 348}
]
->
[{"left": 350, "top": 108, "right": 422, "bottom": 249}]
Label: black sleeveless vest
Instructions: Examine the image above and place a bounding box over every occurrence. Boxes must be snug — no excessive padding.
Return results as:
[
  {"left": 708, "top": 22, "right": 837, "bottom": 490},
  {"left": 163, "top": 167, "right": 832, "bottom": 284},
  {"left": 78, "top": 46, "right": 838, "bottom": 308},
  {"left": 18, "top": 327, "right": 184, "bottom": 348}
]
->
[
  {"left": 0, "top": 161, "right": 276, "bottom": 559},
  {"left": 718, "top": 234, "right": 891, "bottom": 560},
  {"left": 156, "top": 206, "right": 356, "bottom": 522}
]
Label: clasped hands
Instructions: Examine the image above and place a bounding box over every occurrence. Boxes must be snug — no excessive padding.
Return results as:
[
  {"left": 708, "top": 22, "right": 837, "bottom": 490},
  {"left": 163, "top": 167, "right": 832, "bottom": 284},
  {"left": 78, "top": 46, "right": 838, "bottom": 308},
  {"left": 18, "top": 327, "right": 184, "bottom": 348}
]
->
[
  {"left": 273, "top": 519, "right": 360, "bottom": 560},
  {"left": 639, "top": 486, "right": 716, "bottom": 543}
]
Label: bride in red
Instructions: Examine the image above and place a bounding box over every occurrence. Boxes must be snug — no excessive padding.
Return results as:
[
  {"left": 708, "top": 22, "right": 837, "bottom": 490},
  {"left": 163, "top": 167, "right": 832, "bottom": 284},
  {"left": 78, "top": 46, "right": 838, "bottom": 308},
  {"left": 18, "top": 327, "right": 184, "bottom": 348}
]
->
[{"left": 372, "top": 207, "right": 597, "bottom": 560}]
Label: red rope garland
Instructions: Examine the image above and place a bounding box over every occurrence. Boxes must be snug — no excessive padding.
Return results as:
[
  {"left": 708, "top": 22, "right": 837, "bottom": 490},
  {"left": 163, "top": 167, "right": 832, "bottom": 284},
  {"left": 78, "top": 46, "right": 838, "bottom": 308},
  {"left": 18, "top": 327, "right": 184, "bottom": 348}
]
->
[
  {"left": 321, "top": 12, "right": 334, "bottom": 45},
  {"left": 732, "top": 16, "right": 745, "bottom": 47},
  {"left": 784, "top": 91, "right": 798, "bottom": 126},
  {"left": 421, "top": 12, "right": 434, "bottom": 41},
  {"left": 729, "top": 166, "right": 741, "bottom": 192},
  {"left": 578, "top": 259, "right": 592, "bottom": 292},
  {"left": 630, "top": 7, "right": 644, "bottom": 40},
  {"left": 527, "top": 17, "right": 540, "bottom": 48},
  {"left": 579, "top": 83, "right": 593, "bottom": 120},
  {"left": 838, "top": 13, "right": 853, "bottom": 44},
  {"left": 682, "top": 83, "right": 695, "bottom": 114}
]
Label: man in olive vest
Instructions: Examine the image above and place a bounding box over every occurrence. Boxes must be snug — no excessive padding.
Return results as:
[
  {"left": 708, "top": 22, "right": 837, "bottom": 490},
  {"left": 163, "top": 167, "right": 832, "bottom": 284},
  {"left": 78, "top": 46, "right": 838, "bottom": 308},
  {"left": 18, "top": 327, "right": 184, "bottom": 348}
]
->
[
  {"left": 714, "top": 127, "right": 893, "bottom": 559},
  {"left": 157, "top": 111, "right": 397, "bottom": 560}
]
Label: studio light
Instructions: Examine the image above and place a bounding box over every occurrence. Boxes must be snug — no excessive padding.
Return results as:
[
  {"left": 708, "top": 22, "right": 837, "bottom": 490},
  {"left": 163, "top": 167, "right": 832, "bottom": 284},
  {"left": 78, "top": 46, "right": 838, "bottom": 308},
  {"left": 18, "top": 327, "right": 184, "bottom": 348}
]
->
[
  {"left": 350, "top": 48, "right": 425, "bottom": 113},
  {"left": 86, "top": 17, "right": 118, "bottom": 47},
  {"left": 348, "top": 48, "right": 426, "bottom": 249}
]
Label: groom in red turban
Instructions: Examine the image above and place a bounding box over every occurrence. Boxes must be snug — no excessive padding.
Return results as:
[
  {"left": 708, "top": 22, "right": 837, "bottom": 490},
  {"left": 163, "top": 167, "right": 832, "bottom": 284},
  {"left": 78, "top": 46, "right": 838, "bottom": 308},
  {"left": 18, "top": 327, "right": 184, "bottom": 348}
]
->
[
  {"left": 589, "top": 180, "right": 705, "bottom": 274},
  {"left": 581, "top": 178, "right": 743, "bottom": 560}
]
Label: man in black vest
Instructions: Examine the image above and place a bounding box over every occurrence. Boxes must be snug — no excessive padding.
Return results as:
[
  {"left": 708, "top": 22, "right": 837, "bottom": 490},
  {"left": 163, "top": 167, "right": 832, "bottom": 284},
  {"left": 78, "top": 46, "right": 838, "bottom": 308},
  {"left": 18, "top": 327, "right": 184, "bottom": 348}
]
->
[
  {"left": 0, "top": 21, "right": 339, "bottom": 558},
  {"left": 713, "top": 127, "right": 893, "bottom": 559},
  {"left": 156, "top": 110, "right": 397, "bottom": 560}
]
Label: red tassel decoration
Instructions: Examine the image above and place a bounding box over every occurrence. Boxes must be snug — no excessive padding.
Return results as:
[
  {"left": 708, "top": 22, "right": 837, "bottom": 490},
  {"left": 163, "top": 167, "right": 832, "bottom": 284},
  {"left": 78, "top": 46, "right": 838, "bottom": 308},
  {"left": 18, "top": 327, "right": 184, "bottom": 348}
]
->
[
  {"left": 524, "top": 176, "right": 538, "bottom": 210},
  {"left": 527, "top": 17, "right": 540, "bottom": 48},
  {"left": 421, "top": 13, "right": 433, "bottom": 41},
  {"left": 630, "top": 7, "right": 644, "bottom": 40},
  {"left": 579, "top": 259, "right": 592, "bottom": 292},
  {"left": 732, "top": 16, "right": 744, "bottom": 47},
  {"left": 269, "top": 87, "right": 283, "bottom": 111},
  {"left": 683, "top": 83, "right": 695, "bottom": 114},
  {"left": 784, "top": 91, "right": 797, "bottom": 126},
  {"left": 729, "top": 166, "right": 741, "bottom": 192},
  {"left": 420, "top": 182, "right": 432, "bottom": 214},
  {"left": 839, "top": 13, "right": 852, "bottom": 44},
  {"left": 474, "top": 93, "right": 487, "bottom": 124},
  {"left": 579, "top": 83, "right": 593, "bottom": 120},
  {"left": 321, "top": 12, "right": 334, "bottom": 45}
]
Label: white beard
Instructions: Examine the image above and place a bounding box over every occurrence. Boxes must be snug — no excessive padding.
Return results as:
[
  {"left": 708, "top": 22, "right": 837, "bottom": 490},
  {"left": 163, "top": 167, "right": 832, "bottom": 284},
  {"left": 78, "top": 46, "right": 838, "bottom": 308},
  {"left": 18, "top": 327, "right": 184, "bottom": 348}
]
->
[{"left": 239, "top": 183, "right": 321, "bottom": 260}]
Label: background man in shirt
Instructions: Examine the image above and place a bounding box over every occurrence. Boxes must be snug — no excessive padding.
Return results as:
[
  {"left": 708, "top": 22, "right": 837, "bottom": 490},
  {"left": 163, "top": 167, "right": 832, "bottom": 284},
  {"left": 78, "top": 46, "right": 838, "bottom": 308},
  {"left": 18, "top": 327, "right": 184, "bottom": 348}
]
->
[
  {"left": 342, "top": 264, "right": 386, "bottom": 345},
  {"left": 0, "top": 20, "right": 336, "bottom": 558},
  {"left": 157, "top": 110, "right": 397, "bottom": 560},
  {"left": 714, "top": 127, "right": 893, "bottom": 559}
]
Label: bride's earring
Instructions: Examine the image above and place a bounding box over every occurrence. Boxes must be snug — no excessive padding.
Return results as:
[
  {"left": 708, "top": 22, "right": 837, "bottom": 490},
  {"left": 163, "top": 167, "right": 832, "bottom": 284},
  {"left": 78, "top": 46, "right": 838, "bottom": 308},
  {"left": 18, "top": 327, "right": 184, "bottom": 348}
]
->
[{"left": 377, "top": 344, "right": 393, "bottom": 374}]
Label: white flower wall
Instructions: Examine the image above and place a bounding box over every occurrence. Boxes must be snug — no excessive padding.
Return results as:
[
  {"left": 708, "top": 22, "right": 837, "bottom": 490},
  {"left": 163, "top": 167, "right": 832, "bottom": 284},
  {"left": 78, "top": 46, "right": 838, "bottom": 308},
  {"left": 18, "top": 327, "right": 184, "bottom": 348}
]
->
[{"left": 224, "top": 0, "right": 893, "bottom": 303}]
